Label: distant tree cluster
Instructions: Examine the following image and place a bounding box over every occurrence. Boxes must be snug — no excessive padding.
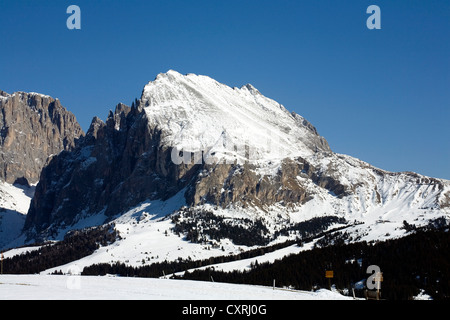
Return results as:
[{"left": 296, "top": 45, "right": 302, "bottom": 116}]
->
[
  {"left": 274, "top": 216, "right": 348, "bottom": 240},
  {"left": 171, "top": 208, "right": 350, "bottom": 247},
  {"left": 314, "top": 230, "right": 352, "bottom": 248},
  {"left": 171, "top": 208, "right": 271, "bottom": 246},
  {"left": 2, "top": 224, "right": 117, "bottom": 274}
]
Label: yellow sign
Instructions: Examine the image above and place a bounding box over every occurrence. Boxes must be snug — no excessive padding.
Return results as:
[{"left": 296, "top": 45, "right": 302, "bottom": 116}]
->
[{"left": 325, "top": 270, "right": 334, "bottom": 278}]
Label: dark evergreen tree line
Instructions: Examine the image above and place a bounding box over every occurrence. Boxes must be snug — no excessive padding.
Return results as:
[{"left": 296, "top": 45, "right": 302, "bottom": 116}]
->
[
  {"left": 274, "top": 216, "right": 348, "bottom": 239},
  {"left": 171, "top": 208, "right": 271, "bottom": 246},
  {"left": 2, "top": 224, "right": 117, "bottom": 274}
]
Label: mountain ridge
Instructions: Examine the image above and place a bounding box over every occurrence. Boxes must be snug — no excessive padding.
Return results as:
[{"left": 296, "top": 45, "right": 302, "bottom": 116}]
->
[{"left": 1, "top": 71, "right": 449, "bottom": 263}]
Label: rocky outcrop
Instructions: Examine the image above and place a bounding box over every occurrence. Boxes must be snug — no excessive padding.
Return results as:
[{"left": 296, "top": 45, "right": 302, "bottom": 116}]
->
[
  {"left": 0, "top": 91, "right": 84, "bottom": 184},
  {"left": 24, "top": 102, "right": 200, "bottom": 238},
  {"left": 185, "top": 157, "right": 347, "bottom": 210}
]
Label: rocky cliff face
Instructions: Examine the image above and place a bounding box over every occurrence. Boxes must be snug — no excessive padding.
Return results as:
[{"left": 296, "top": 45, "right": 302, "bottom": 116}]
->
[
  {"left": 0, "top": 90, "right": 84, "bottom": 185},
  {"left": 24, "top": 102, "right": 198, "bottom": 238},
  {"left": 22, "top": 71, "right": 450, "bottom": 243}
]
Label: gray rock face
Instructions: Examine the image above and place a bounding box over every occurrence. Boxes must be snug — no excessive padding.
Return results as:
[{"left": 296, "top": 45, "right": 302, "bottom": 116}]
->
[
  {"left": 0, "top": 91, "right": 84, "bottom": 184},
  {"left": 24, "top": 102, "right": 200, "bottom": 238},
  {"left": 185, "top": 157, "right": 347, "bottom": 210}
]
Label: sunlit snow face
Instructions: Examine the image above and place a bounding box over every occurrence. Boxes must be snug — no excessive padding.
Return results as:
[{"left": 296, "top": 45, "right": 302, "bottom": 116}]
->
[{"left": 142, "top": 70, "right": 329, "bottom": 166}]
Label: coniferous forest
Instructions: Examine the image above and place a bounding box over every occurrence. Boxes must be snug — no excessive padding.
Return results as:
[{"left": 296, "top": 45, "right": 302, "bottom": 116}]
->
[{"left": 2, "top": 224, "right": 117, "bottom": 274}]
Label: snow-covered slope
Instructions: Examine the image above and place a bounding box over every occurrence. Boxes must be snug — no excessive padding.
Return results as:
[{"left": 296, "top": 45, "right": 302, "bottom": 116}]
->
[
  {"left": 0, "top": 181, "right": 33, "bottom": 215},
  {"left": 0, "top": 181, "right": 34, "bottom": 249},
  {"left": 284, "top": 152, "right": 450, "bottom": 242},
  {"left": 0, "top": 274, "right": 352, "bottom": 300}
]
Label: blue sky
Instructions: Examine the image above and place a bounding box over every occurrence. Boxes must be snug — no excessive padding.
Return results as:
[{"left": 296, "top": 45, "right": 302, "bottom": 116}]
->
[{"left": 1, "top": 0, "right": 449, "bottom": 179}]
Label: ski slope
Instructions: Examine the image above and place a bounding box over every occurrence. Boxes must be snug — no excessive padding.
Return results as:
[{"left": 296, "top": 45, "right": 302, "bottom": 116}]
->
[{"left": 0, "top": 274, "right": 352, "bottom": 300}]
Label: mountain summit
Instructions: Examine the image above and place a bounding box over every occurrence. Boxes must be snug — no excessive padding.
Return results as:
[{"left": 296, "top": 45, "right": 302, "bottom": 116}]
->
[
  {"left": 17, "top": 71, "right": 450, "bottom": 249},
  {"left": 141, "top": 70, "right": 330, "bottom": 164}
]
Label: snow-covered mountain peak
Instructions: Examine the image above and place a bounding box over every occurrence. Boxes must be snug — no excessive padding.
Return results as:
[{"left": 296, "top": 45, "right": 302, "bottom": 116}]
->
[
  {"left": 141, "top": 71, "right": 330, "bottom": 164},
  {"left": 240, "top": 83, "right": 261, "bottom": 95}
]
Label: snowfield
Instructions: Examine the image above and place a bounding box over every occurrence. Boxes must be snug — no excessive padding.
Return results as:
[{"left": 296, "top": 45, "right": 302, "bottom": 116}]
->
[{"left": 0, "top": 274, "right": 352, "bottom": 300}]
